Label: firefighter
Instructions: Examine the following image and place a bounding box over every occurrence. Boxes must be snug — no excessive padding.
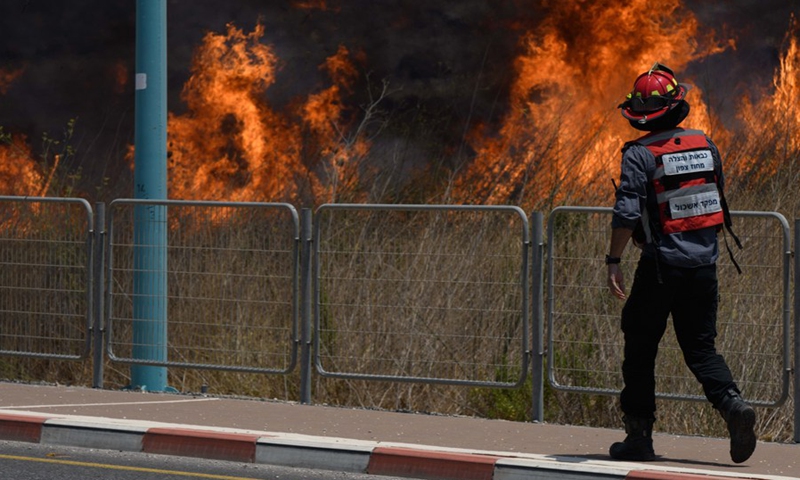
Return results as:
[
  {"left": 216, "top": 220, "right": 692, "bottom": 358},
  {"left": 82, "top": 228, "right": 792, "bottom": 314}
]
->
[{"left": 606, "top": 63, "right": 756, "bottom": 463}]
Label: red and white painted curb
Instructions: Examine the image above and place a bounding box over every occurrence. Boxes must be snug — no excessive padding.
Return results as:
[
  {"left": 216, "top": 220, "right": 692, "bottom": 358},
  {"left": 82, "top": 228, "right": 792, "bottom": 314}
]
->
[{"left": 0, "top": 410, "right": 789, "bottom": 480}]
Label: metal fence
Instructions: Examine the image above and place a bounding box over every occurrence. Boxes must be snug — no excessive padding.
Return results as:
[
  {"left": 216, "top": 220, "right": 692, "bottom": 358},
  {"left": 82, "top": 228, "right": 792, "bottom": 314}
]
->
[
  {"left": 0, "top": 196, "right": 797, "bottom": 440},
  {"left": 546, "top": 207, "right": 792, "bottom": 408},
  {"left": 0, "top": 196, "right": 94, "bottom": 360},
  {"left": 312, "top": 204, "right": 531, "bottom": 388},
  {"left": 105, "top": 199, "right": 300, "bottom": 374}
]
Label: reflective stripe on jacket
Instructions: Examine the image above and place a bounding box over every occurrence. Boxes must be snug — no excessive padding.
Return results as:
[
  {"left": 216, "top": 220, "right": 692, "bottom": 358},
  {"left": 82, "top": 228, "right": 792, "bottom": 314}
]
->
[{"left": 635, "top": 129, "right": 724, "bottom": 234}]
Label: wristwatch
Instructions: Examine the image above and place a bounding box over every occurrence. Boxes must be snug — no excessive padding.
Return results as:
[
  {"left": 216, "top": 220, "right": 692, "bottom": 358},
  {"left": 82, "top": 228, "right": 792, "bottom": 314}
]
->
[{"left": 605, "top": 255, "right": 621, "bottom": 265}]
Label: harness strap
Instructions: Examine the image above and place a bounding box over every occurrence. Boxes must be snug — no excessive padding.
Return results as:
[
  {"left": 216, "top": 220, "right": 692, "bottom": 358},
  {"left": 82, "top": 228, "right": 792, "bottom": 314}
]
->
[{"left": 718, "top": 187, "right": 743, "bottom": 274}]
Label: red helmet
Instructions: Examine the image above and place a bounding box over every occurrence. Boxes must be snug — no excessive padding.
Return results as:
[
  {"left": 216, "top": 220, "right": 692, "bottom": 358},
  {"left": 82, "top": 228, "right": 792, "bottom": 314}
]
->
[{"left": 619, "top": 62, "right": 691, "bottom": 124}]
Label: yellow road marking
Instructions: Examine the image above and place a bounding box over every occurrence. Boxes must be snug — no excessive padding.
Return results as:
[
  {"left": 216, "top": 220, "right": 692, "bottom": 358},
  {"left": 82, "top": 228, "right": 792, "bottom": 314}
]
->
[{"left": 0, "top": 453, "right": 261, "bottom": 479}]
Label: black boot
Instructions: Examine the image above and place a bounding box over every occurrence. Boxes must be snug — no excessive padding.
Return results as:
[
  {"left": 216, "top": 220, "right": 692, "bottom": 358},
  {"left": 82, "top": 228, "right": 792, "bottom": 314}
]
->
[
  {"left": 609, "top": 415, "right": 656, "bottom": 461},
  {"left": 717, "top": 389, "right": 756, "bottom": 464}
]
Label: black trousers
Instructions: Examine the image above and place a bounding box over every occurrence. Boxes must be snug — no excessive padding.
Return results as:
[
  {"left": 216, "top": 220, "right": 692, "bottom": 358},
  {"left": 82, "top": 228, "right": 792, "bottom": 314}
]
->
[{"left": 619, "top": 257, "right": 738, "bottom": 419}]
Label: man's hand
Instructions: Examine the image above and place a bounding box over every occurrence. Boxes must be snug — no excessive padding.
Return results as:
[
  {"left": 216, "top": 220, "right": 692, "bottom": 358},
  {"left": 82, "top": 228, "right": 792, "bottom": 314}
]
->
[
  {"left": 607, "top": 226, "right": 633, "bottom": 299},
  {"left": 607, "top": 264, "right": 627, "bottom": 300}
]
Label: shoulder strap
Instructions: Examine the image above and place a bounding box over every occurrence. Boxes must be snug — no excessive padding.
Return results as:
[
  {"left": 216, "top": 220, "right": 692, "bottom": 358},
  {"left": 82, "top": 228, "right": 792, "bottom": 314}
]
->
[{"left": 718, "top": 183, "right": 743, "bottom": 274}]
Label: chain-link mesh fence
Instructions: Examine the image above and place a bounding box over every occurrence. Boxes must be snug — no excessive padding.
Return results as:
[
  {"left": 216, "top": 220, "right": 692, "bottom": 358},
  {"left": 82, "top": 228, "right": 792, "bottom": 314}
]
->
[
  {"left": 313, "top": 204, "right": 530, "bottom": 387},
  {"left": 0, "top": 197, "right": 93, "bottom": 359},
  {"left": 546, "top": 207, "right": 790, "bottom": 407},
  {"left": 106, "top": 200, "right": 299, "bottom": 373}
]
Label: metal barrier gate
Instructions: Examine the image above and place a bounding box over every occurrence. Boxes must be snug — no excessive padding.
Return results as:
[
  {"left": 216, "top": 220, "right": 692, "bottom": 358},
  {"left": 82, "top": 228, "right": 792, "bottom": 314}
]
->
[
  {"left": 1, "top": 196, "right": 797, "bottom": 439},
  {"left": 312, "top": 204, "right": 531, "bottom": 388},
  {"left": 105, "top": 199, "right": 300, "bottom": 374},
  {"left": 546, "top": 206, "right": 792, "bottom": 408},
  {"left": 0, "top": 196, "right": 94, "bottom": 360}
]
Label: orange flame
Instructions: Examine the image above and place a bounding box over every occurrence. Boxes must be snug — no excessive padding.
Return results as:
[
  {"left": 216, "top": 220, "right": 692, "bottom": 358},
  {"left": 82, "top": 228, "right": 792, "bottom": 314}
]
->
[
  {"left": 301, "top": 45, "right": 372, "bottom": 202},
  {"left": 163, "top": 23, "right": 366, "bottom": 205},
  {"left": 167, "top": 23, "right": 301, "bottom": 203},
  {"left": 452, "top": 0, "right": 731, "bottom": 207},
  {"left": 3, "top": 4, "right": 795, "bottom": 213},
  {"left": 0, "top": 135, "right": 45, "bottom": 196},
  {"left": 1, "top": 63, "right": 70, "bottom": 199},
  {"left": 734, "top": 15, "right": 800, "bottom": 186}
]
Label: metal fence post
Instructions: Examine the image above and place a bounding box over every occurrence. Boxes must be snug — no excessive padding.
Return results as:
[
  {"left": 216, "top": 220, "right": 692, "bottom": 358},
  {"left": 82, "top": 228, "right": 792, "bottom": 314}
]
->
[
  {"left": 300, "top": 208, "right": 313, "bottom": 404},
  {"left": 531, "top": 211, "right": 544, "bottom": 422},
  {"left": 794, "top": 219, "right": 799, "bottom": 443},
  {"left": 92, "top": 203, "right": 106, "bottom": 388}
]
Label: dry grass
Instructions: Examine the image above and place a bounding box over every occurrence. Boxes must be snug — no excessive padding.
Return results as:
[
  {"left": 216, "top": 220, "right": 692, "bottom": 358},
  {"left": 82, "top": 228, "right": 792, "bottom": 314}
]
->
[
  {"left": 545, "top": 208, "right": 793, "bottom": 442},
  {"left": 311, "top": 206, "right": 528, "bottom": 413},
  {"left": 1, "top": 185, "right": 794, "bottom": 443},
  {"left": 1, "top": 57, "right": 799, "bottom": 443}
]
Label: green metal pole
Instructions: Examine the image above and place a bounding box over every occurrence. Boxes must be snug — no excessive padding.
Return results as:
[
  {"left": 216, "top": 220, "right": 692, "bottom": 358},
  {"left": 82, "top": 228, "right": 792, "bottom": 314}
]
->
[{"left": 132, "top": 0, "right": 168, "bottom": 391}]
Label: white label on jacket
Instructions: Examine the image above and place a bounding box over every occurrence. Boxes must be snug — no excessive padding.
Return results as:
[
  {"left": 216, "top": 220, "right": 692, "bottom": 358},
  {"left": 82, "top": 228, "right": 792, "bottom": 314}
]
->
[
  {"left": 662, "top": 149, "right": 713, "bottom": 176},
  {"left": 668, "top": 190, "right": 722, "bottom": 219}
]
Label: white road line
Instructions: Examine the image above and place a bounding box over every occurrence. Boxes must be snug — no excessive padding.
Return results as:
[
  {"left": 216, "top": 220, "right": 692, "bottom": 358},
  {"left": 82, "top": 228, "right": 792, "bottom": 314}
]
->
[{"left": 0, "top": 397, "right": 220, "bottom": 409}]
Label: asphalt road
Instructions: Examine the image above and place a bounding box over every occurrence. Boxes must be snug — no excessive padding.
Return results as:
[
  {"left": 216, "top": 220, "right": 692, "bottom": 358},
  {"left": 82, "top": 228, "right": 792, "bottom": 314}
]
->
[{"left": 0, "top": 440, "right": 416, "bottom": 480}]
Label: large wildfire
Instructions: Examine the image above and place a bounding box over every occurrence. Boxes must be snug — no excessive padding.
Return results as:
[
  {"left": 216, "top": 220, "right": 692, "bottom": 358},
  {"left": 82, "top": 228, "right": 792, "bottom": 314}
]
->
[
  {"left": 1, "top": 2, "right": 799, "bottom": 212},
  {"left": 734, "top": 17, "right": 800, "bottom": 187},
  {"left": 451, "top": 1, "right": 728, "bottom": 205}
]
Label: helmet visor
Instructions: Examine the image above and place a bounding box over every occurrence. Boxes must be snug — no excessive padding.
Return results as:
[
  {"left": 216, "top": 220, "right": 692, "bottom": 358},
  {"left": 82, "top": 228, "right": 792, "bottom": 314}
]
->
[{"left": 628, "top": 94, "right": 675, "bottom": 113}]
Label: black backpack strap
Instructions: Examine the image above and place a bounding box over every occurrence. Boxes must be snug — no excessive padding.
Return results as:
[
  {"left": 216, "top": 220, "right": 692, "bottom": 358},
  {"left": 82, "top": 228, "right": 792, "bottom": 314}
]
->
[
  {"left": 718, "top": 186, "right": 743, "bottom": 274},
  {"left": 722, "top": 229, "right": 742, "bottom": 274},
  {"left": 719, "top": 189, "right": 742, "bottom": 249}
]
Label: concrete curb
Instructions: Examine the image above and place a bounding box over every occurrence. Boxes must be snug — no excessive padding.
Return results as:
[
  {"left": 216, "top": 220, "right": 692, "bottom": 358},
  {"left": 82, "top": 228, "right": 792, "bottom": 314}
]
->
[{"left": 0, "top": 410, "right": 791, "bottom": 480}]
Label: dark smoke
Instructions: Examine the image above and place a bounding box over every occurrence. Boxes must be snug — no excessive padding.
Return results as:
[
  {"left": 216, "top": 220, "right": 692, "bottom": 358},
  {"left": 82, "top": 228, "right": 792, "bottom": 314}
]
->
[
  {"left": 686, "top": 0, "right": 799, "bottom": 110},
  {"left": 0, "top": 0, "right": 797, "bottom": 198}
]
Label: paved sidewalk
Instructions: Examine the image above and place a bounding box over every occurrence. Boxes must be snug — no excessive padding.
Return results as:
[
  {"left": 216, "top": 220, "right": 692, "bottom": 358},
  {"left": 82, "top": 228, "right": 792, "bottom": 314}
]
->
[{"left": 0, "top": 382, "right": 797, "bottom": 479}]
